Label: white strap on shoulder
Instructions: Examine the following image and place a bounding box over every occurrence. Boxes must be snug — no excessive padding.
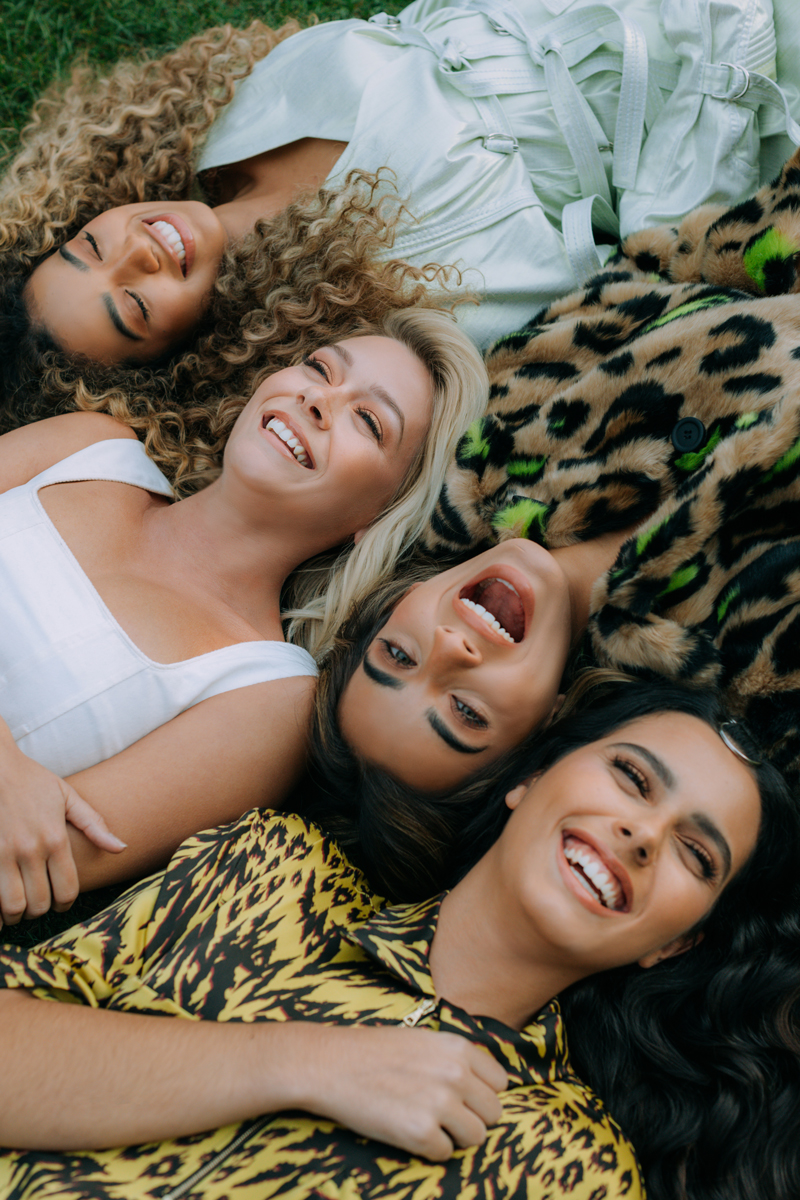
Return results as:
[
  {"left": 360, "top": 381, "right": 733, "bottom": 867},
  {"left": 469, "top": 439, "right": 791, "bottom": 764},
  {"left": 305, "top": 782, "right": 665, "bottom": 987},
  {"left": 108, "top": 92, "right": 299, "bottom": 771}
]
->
[{"left": 31, "top": 438, "right": 174, "bottom": 498}]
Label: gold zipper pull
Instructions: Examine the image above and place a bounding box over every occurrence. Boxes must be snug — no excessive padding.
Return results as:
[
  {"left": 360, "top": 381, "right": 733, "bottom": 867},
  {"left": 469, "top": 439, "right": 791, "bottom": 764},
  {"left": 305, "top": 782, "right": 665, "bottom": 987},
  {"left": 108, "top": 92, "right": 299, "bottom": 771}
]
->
[{"left": 401, "top": 997, "right": 437, "bottom": 1027}]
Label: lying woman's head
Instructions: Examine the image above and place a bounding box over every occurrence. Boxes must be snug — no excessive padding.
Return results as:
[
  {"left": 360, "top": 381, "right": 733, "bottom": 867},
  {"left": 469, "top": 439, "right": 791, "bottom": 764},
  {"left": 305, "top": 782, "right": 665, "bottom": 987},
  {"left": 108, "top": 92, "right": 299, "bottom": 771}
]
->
[
  {"left": 466, "top": 678, "right": 799, "bottom": 1200},
  {"left": 0, "top": 171, "right": 464, "bottom": 430}
]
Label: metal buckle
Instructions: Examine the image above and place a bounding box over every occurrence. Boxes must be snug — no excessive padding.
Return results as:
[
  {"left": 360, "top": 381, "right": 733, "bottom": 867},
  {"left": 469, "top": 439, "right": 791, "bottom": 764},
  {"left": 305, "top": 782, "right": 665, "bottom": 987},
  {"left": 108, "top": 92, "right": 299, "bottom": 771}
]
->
[
  {"left": 719, "top": 61, "right": 750, "bottom": 100},
  {"left": 483, "top": 132, "right": 519, "bottom": 154}
]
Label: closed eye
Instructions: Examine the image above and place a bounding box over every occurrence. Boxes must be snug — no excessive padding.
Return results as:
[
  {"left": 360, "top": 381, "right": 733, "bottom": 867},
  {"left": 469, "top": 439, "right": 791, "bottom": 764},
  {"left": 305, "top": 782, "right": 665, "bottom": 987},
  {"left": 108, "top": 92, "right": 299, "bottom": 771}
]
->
[
  {"left": 303, "top": 354, "right": 330, "bottom": 382},
  {"left": 126, "top": 290, "right": 149, "bottom": 321},
  {"left": 83, "top": 232, "right": 102, "bottom": 260},
  {"left": 681, "top": 837, "right": 717, "bottom": 881},
  {"left": 612, "top": 755, "right": 650, "bottom": 797},
  {"left": 357, "top": 406, "right": 383, "bottom": 444}
]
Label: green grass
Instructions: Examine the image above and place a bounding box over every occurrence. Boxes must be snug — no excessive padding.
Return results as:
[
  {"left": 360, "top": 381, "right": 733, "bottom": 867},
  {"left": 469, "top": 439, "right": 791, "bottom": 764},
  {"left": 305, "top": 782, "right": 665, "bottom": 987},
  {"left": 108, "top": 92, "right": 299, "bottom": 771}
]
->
[{"left": 0, "top": 0, "right": 403, "bottom": 167}]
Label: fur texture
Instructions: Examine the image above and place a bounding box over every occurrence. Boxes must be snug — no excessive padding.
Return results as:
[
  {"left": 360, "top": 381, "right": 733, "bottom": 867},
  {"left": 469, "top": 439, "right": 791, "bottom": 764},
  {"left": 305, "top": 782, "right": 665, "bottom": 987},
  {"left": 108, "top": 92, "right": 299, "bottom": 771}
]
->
[{"left": 424, "top": 148, "right": 800, "bottom": 784}]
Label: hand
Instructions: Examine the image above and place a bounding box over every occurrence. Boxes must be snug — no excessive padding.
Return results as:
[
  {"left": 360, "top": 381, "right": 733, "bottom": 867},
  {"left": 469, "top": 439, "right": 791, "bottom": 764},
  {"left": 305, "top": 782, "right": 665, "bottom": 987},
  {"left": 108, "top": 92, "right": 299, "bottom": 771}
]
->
[
  {"left": 0, "top": 736, "right": 126, "bottom": 926},
  {"left": 292, "top": 1024, "right": 507, "bottom": 1161}
]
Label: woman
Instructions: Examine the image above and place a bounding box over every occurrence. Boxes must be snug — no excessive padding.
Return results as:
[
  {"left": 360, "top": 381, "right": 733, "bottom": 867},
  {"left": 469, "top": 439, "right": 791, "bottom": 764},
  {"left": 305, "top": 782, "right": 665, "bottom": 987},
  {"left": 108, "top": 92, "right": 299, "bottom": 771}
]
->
[
  {"left": 0, "top": 306, "right": 487, "bottom": 928},
  {"left": 4, "top": 0, "right": 795, "bottom": 402},
  {"left": 0, "top": 681, "right": 797, "bottom": 1200}
]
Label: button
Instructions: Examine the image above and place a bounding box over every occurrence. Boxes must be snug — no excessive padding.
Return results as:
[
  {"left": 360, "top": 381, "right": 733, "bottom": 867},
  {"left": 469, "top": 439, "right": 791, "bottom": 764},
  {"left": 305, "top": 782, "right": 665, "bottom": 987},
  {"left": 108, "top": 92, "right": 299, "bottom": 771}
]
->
[{"left": 671, "top": 418, "right": 706, "bottom": 453}]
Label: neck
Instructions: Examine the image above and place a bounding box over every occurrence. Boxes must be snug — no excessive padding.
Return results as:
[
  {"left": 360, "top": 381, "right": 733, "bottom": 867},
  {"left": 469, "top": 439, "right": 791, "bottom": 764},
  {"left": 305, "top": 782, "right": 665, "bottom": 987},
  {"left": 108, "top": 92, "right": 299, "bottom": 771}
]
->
[
  {"left": 211, "top": 139, "right": 349, "bottom": 240},
  {"left": 551, "top": 524, "right": 638, "bottom": 649},
  {"left": 144, "top": 477, "right": 335, "bottom": 637},
  {"left": 428, "top": 851, "right": 585, "bottom": 1031}
]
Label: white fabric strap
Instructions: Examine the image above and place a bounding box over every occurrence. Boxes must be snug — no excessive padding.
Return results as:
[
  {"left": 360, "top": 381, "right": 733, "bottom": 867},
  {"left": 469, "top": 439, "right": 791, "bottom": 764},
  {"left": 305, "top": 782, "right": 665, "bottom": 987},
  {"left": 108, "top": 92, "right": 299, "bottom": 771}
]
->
[
  {"left": 562, "top": 194, "right": 620, "bottom": 285},
  {"left": 699, "top": 63, "right": 800, "bottom": 145}
]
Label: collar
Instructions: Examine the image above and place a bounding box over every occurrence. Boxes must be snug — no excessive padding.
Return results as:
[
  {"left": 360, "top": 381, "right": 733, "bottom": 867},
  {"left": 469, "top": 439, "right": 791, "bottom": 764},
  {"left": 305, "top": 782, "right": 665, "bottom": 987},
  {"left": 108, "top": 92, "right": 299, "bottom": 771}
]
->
[{"left": 345, "top": 896, "right": 570, "bottom": 1086}]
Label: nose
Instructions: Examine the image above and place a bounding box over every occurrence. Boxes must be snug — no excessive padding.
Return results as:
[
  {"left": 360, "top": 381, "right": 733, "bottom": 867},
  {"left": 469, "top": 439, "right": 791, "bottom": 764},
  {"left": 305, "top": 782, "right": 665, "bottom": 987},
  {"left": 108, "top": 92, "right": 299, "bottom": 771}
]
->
[
  {"left": 113, "top": 234, "right": 160, "bottom": 279},
  {"left": 298, "top": 381, "right": 335, "bottom": 429},
  {"left": 616, "top": 813, "right": 662, "bottom": 866},
  {"left": 428, "top": 624, "right": 482, "bottom": 677}
]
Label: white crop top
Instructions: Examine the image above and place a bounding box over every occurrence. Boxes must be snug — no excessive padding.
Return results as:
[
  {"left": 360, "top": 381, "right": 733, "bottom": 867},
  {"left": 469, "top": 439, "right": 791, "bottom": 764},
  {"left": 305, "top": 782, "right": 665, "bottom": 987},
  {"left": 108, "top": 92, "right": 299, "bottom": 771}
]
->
[{"left": 0, "top": 438, "right": 318, "bottom": 777}]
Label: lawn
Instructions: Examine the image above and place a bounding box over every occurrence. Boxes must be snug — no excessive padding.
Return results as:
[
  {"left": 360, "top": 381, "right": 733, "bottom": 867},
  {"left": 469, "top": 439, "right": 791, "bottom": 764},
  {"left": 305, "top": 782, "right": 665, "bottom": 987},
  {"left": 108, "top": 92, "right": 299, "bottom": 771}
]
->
[{"left": 0, "top": 0, "right": 402, "bottom": 167}]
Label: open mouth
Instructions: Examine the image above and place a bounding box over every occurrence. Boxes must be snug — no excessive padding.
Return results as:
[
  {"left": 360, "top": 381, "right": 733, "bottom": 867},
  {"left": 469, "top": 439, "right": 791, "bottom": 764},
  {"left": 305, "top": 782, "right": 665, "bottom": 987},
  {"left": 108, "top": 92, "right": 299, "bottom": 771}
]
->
[
  {"left": 563, "top": 834, "right": 628, "bottom": 912},
  {"left": 144, "top": 215, "right": 195, "bottom": 276},
  {"left": 263, "top": 416, "right": 314, "bottom": 469},
  {"left": 459, "top": 577, "right": 525, "bottom": 643}
]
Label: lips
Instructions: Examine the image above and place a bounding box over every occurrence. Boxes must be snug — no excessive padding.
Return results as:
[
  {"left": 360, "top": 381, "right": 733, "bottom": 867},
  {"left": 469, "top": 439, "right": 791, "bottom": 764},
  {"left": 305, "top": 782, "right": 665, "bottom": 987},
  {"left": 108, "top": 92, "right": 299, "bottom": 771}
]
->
[
  {"left": 143, "top": 213, "right": 196, "bottom": 276},
  {"left": 561, "top": 831, "right": 631, "bottom": 914},
  {"left": 262, "top": 414, "right": 315, "bottom": 469},
  {"left": 459, "top": 576, "right": 526, "bottom": 643}
]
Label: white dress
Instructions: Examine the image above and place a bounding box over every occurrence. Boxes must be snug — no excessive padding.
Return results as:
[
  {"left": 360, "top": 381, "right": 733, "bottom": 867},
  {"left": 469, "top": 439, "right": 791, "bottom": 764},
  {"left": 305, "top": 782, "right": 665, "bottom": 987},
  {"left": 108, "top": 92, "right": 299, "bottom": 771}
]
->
[
  {"left": 198, "top": 0, "right": 800, "bottom": 349},
  {"left": 0, "top": 439, "right": 317, "bottom": 777}
]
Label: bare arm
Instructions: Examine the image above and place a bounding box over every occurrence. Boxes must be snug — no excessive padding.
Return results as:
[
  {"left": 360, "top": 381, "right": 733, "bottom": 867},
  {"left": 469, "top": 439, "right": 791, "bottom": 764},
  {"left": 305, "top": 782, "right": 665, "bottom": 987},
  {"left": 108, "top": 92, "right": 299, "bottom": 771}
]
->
[
  {"left": 0, "top": 991, "right": 506, "bottom": 1158},
  {"left": 67, "top": 675, "right": 316, "bottom": 890},
  {"left": 0, "top": 676, "right": 314, "bottom": 923}
]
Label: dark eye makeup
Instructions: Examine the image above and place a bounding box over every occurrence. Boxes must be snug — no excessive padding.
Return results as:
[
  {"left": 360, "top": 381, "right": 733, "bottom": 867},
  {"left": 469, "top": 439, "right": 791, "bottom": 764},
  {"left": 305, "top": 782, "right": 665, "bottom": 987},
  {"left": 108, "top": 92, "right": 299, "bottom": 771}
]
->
[
  {"left": 612, "top": 754, "right": 650, "bottom": 797},
  {"left": 82, "top": 232, "right": 102, "bottom": 259},
  {"left": 303, "top": 354, "right": 330, "bottom": 381}
]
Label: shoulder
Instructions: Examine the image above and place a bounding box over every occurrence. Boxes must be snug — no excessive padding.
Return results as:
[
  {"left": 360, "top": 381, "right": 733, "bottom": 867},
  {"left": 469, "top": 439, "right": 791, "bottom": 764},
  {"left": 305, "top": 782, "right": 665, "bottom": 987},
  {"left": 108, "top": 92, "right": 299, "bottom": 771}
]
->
[{"left": 0, "top": 413, "right": 137, "bottom": 495}]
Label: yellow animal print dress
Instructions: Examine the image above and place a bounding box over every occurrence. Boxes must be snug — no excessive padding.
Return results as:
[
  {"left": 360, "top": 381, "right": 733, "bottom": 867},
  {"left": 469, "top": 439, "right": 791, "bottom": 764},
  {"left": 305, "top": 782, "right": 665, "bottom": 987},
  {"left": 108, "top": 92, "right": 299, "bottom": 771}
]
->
[{"left": 0, "top": 812, "right": 642, "bottom": 1200}]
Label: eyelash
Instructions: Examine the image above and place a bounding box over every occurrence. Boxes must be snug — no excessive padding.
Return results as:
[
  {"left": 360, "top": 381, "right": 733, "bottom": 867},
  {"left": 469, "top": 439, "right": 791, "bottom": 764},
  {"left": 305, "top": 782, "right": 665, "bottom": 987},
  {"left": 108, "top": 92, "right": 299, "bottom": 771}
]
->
[
  {"left": 303, "top": 355, "right": 383, "bottom": 444},
  {"left": 452, "top": 697, "right": 488, "bottom": 730},
  {"left": 379, "top": 638, "right": 415, "bottom": 669},
  {"left": 82, "top": 232, "right": 101, "bottom": 258},
  {"left": 683, "top": 839, "right": 716, "bottom": 880},
  {"left": 126, "top": 290, "right": 149, "bottom": 321},
  {"left": 612, "top": 755, "right": 650, "bottom": 797}
]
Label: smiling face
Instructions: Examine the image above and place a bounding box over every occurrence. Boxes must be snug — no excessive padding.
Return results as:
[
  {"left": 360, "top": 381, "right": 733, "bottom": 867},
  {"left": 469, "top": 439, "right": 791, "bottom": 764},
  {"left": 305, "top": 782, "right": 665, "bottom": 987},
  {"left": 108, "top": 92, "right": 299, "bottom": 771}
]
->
[
  {"left": 338, "top": 541, "right": 575, "bottom": 791},
  {"left": 221, "top": 335, "right": 434, "bottom": 544},
  {"left": 497, "top": 711, "right": 761, "bottom": 977},
  {"left": 26, "top": 201, "right": 227, "bottom": 363}
]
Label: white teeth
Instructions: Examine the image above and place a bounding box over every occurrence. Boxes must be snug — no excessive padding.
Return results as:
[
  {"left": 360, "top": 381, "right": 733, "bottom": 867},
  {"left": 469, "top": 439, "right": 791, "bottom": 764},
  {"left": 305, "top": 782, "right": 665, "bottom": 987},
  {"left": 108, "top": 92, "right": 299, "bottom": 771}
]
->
[
  {"left": 151, "top": 220, "right": 186, "bottom": 265},
  {"left": 563, "top": 840, "right": 623, "bottom": 911},
  {"left": 461, "top": 596, "right": 514, "bottom": 642},
  {"left": 265, "top": 417, "right": 310, "bottom": 466}
]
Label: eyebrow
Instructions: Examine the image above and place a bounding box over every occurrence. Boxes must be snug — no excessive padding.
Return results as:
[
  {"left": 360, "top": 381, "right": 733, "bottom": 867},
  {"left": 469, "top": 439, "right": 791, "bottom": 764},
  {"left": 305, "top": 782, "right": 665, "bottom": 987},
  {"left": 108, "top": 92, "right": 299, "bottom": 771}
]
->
[
  {"left": 611, "top": 742, "right": 677, "bottom": 790},
  {"left": 58, "top": 246, "right": 142, "bottom": 342},
  {"left": 361, "top": 654, "right": 488, "bottom": 756},
  {"left": 331, "top": 343, "right": 406, "bottom": 440},
  {"left": 363, "top": 652, "right": 403, "bottom": 691},
  {"left": 426, "top": 709, "right": 487, "bottom": 756}
]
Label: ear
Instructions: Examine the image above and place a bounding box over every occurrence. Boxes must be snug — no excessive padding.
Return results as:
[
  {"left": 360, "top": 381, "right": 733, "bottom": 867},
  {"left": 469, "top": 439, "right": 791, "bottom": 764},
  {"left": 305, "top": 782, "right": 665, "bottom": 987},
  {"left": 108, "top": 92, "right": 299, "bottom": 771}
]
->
[
  {"left": 638, "top": 930, "right": 704, "bottom": 969},
  {"left": 353, "top": 527, "right": 368, "bottom": 546},
  {"left": 505, "top": 773, "right": 541, "bottom": 810}
]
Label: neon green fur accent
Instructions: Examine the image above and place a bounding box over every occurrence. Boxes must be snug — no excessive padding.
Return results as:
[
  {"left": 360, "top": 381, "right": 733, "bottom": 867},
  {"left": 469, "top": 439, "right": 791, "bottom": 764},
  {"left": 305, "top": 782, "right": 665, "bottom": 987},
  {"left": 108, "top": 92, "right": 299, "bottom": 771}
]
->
[
  {"left": 658, "top": 562, "right": 699, "bottom": 597},
  {"left": 507, "top": 457, "right": 547, "bottom": 479},
  {"left": 761, "top": 435, "right": 800, "bottom": 483},
  {"left": 743, "top": 228, "right": 798, "bottom": 292},
  {"left": 460, "top": 420, "right": 491, "bottom": 461},
  {"left": 735, "top": 411, "right": 759, "bottom": 430},
  {"left": 675, "top": 426, "right": 721, "bottom": 471},
  {"left": 717, "top": 585, "right": 740, "bottom": 623},
  {"left": 636, "top": 515, "right": 668, "bottom": 556},
  {"left": 492, "top": 498, "right": 549, "bottom": 540},
  {"left": 643, "top": 293, "right": 734, "bottom": 332}
]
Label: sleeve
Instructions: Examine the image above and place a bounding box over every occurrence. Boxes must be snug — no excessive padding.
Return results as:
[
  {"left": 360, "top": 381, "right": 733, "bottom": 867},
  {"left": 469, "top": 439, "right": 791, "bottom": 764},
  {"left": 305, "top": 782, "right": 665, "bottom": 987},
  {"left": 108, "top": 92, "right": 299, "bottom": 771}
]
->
[
  {"left": 0, "top": 811, "right": 270, "bottom": 1008},
  {"left": 618, "top": 146, "right": 800, "bottom": 296}
]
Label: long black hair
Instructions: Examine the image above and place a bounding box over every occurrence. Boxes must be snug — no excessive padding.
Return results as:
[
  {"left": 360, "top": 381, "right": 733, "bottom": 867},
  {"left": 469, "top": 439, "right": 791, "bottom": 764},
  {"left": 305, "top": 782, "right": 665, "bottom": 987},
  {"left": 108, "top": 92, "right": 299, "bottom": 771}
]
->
[{"left": 455, "top": 678, "right": 800, "bottom": 1200}]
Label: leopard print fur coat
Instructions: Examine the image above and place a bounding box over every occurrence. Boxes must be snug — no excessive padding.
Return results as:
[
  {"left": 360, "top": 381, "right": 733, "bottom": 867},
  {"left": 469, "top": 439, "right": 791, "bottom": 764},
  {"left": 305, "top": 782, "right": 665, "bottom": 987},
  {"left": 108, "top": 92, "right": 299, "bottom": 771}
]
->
[{"left": 425, "top": 147, "right": 800, "bottom": 785}]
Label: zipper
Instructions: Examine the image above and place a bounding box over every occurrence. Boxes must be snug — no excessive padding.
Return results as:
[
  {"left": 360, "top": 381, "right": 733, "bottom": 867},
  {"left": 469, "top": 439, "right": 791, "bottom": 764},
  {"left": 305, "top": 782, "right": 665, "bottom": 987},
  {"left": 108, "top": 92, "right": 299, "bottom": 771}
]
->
[
  {"left": 160, "top": 1002, "right": 438, "bottom": 1197},
  {"left": 159, "top": 1115, "right": 271, "bottom": 1200},
  {"left": 401, "top": 997, "right": 437, "bottom": 1027}
]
